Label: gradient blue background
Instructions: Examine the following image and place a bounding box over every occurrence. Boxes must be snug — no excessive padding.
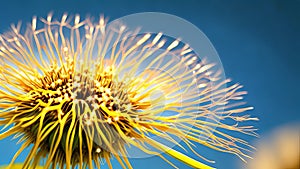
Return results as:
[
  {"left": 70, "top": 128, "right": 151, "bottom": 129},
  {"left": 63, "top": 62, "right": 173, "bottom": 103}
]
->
[{"left": 0, "top": 0, "right": 299, "bottom": 169}]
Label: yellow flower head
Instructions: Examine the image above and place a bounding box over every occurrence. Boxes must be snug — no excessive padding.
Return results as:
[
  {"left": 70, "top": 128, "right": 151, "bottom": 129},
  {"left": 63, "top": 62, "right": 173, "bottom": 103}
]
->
[{"left": 0, "top": 14, "right": 258, "bottom": 169}]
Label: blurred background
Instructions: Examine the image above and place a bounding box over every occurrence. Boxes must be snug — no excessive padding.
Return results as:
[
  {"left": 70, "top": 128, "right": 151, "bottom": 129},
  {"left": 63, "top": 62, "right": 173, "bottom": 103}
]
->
[{"left": 0, "top": 0, "right": 299, "bottom": 169}]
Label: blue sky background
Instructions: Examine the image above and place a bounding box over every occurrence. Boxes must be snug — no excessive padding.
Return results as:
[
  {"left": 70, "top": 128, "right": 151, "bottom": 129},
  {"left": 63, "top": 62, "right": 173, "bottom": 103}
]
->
[{"left": 0, "top": 0, "right": 299, "bottom": 169}]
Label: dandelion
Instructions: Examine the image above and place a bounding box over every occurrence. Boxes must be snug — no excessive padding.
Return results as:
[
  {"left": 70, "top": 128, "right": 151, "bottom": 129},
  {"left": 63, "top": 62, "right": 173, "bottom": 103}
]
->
[{"left": 0, "top": 14, "right": 258, "bottom": 169}]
